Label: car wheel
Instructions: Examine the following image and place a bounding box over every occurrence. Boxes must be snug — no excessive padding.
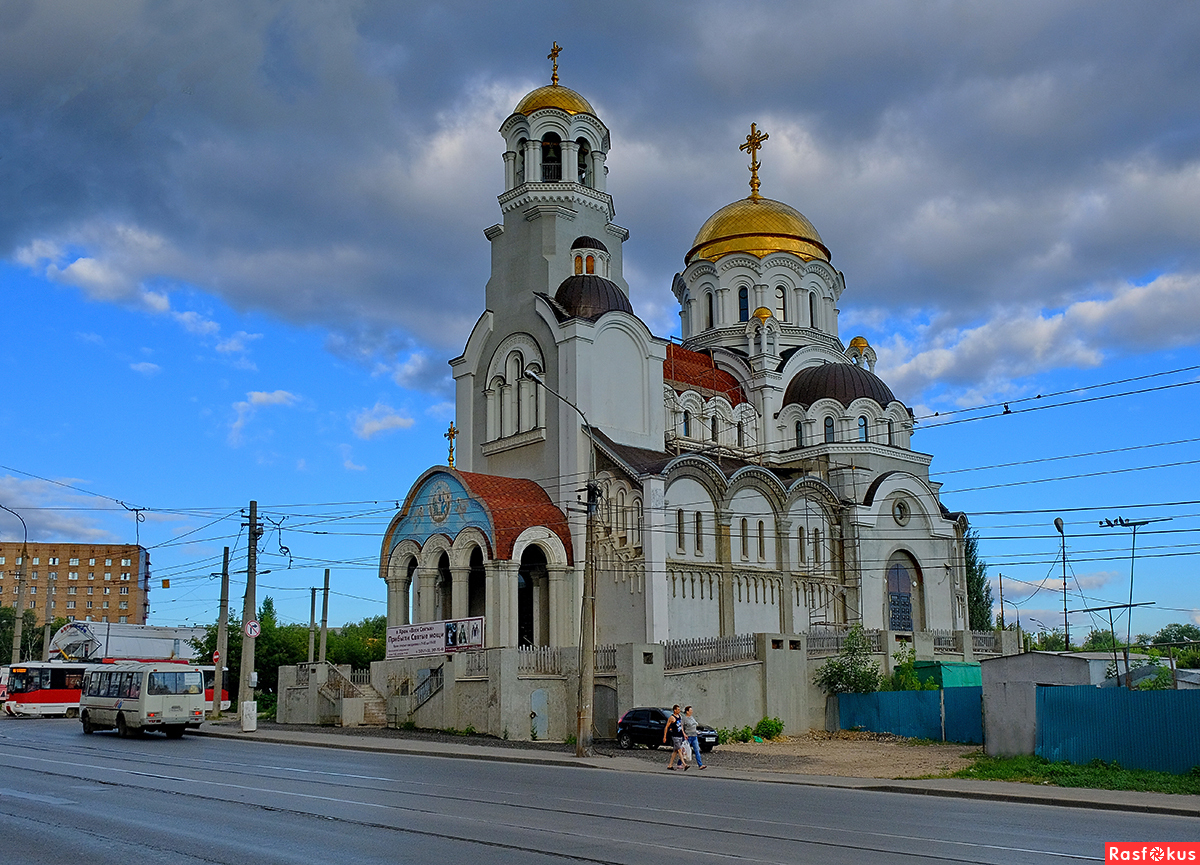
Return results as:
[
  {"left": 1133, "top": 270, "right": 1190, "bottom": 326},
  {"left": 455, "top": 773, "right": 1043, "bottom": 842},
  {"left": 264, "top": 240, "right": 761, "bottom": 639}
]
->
[
  {"left": 616, "top": 731, "right": 633, "bottom": 750},
  {"left": 81, "top": 712, "right": 94, "bottom": 735},
  {"left": 116, "top": 714, "right": 129, "bottom": 738},
  {"left": 164, "top": 725, "right": 185, "bottom": 739}
]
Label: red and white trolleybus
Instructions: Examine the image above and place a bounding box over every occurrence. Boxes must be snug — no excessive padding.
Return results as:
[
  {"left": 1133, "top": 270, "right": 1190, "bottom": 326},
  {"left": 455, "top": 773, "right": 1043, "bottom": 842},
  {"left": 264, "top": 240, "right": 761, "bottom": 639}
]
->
[{"left": 3, "top": 661, "right": 97, "bottom": 717}]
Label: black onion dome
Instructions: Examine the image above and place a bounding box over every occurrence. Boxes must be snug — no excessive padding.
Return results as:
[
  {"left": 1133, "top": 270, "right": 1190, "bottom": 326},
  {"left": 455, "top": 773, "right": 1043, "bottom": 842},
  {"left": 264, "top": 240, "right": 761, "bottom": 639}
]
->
[
  {"left": 553, "top": 274, "right": 633, "bottom": 322},
  {"left": 570, "top": 235, "right": 609, "bottom": 252},
  {"left": 782, "top": 362, "right": 897, "bottom": 408}
]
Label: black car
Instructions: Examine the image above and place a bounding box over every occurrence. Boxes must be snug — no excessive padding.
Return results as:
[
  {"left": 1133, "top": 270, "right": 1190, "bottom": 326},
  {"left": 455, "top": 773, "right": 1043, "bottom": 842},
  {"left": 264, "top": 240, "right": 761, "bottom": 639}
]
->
[{"left": 616, "top": 707, "right": 718, "bottom": 752}]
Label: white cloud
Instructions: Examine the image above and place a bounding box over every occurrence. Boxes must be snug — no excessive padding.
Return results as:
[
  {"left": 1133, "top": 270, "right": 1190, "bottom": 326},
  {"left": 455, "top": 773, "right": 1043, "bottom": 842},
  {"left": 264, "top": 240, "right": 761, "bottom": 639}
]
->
[
  {"left": 229, "top": 390, "right": 300, "bottom": 446},
  {"left": 174, "top": 310, "right": 221, "bottom": 337},
  {"left": 352, "top": 402, "right": 414, "bottom": 440},
  {"left": 339, "top": 444, "right": 365, "bottom": 471},
  {"left": 216, "top": 331, "right": 263, "bottom": 353},
  {"left": 390, "top": 351, "right": 452, "bottom": 395},
  {"left": 130, "top": 361, "right": 160, "bottom": 375},
  {"left": 0, "top": 475, "right": 113, "bottom": 543}
]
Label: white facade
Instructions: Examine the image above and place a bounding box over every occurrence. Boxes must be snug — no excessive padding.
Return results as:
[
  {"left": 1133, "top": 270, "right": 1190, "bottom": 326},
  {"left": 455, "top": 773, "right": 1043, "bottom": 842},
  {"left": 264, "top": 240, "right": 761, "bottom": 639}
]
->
[{"left": 380, "top": 70, "right": 970, "bottom": 650}]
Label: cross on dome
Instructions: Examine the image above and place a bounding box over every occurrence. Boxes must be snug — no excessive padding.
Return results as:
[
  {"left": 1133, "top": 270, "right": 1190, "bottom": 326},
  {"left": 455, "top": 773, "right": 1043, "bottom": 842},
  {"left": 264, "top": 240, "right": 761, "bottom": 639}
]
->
[
  {"left": 740, "top": 123, "right": 769, "bottom": 200},
  {"left": 548, "top": 41, "right": 562, "bottom": 86}
]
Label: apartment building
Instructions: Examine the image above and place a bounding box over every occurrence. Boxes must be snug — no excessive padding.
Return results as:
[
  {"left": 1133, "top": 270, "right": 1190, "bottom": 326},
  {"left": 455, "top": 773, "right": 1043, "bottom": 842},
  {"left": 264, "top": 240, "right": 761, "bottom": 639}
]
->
[{"left": 0, "top": 543, "right": 151, "bottom": 626}]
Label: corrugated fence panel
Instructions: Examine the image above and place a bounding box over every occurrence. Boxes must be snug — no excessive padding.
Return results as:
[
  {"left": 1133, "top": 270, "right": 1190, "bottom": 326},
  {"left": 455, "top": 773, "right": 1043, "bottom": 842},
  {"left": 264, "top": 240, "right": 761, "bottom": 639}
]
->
[
  {"left": 839, "top": 690, "right": 942, "bottom": 740},
  {"left": 1036, "top": 686, "right": 1200, "bottom": 774},
  {"left": 943, "top": 686, "right": 983, "bottom": 745}
]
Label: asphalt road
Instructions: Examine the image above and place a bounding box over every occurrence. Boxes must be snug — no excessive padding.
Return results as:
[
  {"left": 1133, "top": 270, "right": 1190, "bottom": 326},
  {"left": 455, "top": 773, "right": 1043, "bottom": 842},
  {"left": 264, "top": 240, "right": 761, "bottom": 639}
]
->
[{"left": 0, "top": 719, "right": 1194, "bottom": 864}]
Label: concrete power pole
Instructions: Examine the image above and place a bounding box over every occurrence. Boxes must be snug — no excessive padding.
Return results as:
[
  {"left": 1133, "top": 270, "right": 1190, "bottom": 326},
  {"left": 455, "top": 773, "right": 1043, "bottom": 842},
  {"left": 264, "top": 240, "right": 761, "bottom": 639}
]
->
[
  {"left": 577, "top": 478, "right": 599, "bottom": 757},
  {"left": 41, "top": 622, "right": 51, "bottom": 662},
  {"left": 211, "top": 546, "right": 230, "bottom": 720},
  {"left": 308, "top": 587, "right": 317, "bottom": 663},
  {"left": 239, "top": 501, "right": 260, "bottom": 730},
  {"left": 9, "top": 543, "right": 28, "bottom": 665},
  {"left": 318, "top": 568, "right": 330, "bottom": 663}
]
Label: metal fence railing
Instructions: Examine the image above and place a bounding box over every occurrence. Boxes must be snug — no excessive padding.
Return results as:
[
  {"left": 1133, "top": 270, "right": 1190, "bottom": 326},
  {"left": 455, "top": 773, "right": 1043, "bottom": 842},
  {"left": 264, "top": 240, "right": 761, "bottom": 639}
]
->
[
  {"left": 930, "top": 630, "right": 958, "bottom": 654},
  {"left": 971, "top": 631, "right": 1000, "bottom": 655},
  {"left": 350, "top": 669, "right": 372, "bottom": 686},
  {"left": 594, "top": 644, "right": 616, "bottom": 673},
  {"left": 517, "top": 645, "right": 565, "bottom": 676},
  {"left": 662, "top": 634, "right": 756, "bottom": 671},
  {"left": 805, "top": 627, "right": 884, "bottom": 657},
  {"left": 462, "top": 651, "right": 488, "bottom": 679}
]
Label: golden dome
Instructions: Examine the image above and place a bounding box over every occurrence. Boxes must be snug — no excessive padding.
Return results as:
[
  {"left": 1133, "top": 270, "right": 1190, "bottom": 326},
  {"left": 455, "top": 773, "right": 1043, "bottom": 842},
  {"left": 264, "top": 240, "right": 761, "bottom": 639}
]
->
[
  {"left": 752, "top": 307, "right": 772, "bottom": 323},
  {"left": 686, "top": 196, "right": 830, "bottom": 265},
  {"left": 514, "top": 84, "right": 595, "bottom": 117},
  {"left": 849, "top": 336, "right": 870, "bottom": 350}
]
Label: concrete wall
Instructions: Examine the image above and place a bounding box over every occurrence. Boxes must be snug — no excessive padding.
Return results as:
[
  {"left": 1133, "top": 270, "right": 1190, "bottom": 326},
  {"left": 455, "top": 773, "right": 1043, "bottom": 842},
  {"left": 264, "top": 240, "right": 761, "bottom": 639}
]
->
[{"left": 981, "top": 652, "right": 1092, "bottom": 756}]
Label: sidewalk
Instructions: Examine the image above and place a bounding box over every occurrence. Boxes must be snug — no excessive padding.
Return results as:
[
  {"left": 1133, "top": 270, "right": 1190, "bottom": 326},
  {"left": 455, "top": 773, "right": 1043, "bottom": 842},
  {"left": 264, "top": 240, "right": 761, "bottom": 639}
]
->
[{"left": 195, "top": 720, "right": 1200, "bottom": 819}]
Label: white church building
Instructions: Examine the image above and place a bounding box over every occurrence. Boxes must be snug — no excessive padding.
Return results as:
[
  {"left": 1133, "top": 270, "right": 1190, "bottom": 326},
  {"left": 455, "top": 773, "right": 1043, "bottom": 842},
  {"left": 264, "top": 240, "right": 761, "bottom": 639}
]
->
[{"left": 378, "top": 56, "right": 974, "bottom": 657}]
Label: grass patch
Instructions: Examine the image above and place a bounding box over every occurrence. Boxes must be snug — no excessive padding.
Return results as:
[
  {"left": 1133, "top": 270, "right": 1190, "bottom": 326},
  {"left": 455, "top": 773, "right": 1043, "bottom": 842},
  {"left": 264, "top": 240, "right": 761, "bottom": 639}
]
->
[{"left": 951, "top": 754, "right": 1200, "bottom": 795}]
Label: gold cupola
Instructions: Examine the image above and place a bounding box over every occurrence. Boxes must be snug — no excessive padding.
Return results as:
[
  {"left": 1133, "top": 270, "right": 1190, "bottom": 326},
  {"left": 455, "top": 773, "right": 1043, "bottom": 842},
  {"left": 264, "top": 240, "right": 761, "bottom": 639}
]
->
[
  {"left": 685, "top": 123, "right": 830, "bottom": 265},
  {"left": 513, "top": 41, "right": 596, "bottom": 117}
]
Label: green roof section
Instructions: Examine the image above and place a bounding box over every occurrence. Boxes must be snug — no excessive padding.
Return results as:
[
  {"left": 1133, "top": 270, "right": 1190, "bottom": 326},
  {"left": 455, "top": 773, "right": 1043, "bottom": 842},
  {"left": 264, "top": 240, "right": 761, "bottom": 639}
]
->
[{"left": 914, "top": 660, "right": 982, "bottom": 689}]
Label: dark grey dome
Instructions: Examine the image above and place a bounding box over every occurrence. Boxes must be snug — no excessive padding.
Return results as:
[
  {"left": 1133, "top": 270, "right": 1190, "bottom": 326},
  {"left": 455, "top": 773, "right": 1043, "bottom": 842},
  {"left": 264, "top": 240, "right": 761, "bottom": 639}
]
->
[
  {"left": 553, "top": 274, "right": 633, "bottom": 321},
  {"left": 782, "top": 362, "right": 897, "bottom": 408},
  {"left": 570, "top": 235, "right": 609, "bottom": 252}
]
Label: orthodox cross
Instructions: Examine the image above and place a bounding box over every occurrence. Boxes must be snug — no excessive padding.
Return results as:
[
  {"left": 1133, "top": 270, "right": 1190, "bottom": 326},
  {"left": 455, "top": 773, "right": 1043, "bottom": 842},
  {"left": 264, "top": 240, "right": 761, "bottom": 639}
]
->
[
  {"left": 445, "top": 422, "right": 459, "bottom": 468},
  {"left": 740, "top": 122, "right": 769, "bottom": 199},
  {"left": 548, "top": 41, "right": 562, "bottom": 86}
]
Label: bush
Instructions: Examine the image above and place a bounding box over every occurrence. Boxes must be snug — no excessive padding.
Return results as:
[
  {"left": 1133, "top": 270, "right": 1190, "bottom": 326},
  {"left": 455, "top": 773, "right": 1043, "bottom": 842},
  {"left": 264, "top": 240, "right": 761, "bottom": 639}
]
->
[
  {"left": 753, "top": 717, "right": 784, "bottom": 740},
  {"left": 717, "top": 726, "right": 755, "bottom": 744},
  {"left": 879, "top": 646, "right": 940, "bottom": 692},
  {"left": 813, "top": 624, "right": 881, "bottom": 694}
]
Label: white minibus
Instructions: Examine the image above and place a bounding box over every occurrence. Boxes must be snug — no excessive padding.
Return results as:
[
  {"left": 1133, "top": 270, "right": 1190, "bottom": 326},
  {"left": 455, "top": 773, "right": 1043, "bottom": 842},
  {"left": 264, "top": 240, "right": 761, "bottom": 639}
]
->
[{"left": 79, "top": 663, "right": 206, "bottom": 738}]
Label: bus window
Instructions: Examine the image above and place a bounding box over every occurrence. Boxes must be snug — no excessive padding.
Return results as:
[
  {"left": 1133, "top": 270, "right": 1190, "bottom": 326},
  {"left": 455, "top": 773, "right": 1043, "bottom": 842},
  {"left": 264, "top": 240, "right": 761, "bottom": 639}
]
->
[{"left": 149, "top": 671, "right": 203, "bottom": 695}]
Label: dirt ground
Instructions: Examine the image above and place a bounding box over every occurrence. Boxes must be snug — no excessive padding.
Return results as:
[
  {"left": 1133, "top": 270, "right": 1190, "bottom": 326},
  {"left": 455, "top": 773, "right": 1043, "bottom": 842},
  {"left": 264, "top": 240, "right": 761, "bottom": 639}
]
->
[{"left": 700, "top": 730, "right": 981, "bottom": 778}]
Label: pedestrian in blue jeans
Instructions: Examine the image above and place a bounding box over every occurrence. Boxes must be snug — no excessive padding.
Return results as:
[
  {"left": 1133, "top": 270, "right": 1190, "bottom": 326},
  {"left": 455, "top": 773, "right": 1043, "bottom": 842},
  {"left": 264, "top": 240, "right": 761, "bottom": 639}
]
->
[{"left": 682, "top": 705, "right": 706, "bottom": 769}]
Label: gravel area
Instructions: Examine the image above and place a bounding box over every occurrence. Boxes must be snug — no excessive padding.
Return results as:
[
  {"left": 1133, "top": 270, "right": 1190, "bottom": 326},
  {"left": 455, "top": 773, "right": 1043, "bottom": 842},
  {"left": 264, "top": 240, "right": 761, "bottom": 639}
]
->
[{"left": 257, "top": 722, "right": 980, "bottom": 779}]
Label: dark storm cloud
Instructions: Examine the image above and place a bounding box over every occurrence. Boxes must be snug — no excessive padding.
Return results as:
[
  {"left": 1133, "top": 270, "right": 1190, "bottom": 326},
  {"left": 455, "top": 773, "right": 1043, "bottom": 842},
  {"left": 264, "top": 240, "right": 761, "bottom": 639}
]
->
[{"left": 3, "top": 1, "right": 1199, "bottom": 398}]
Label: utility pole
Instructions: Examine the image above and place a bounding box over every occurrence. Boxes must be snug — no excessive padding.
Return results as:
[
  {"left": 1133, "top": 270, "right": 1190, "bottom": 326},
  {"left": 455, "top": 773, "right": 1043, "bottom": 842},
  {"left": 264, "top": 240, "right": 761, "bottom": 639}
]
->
[
  {"left": 41, "top": 621, "right": 51, "bottom": 661},
  {"left": 997, "top": 572, "right": 1005, "bottom": 630},
  {"left": 578, "top": 477, "right": 598, "bottom": 757},
  {"left": 308, "top": 586, "right": 317, "bottom": 663},
  {"left": 239, "top": 501, "right": 260, "bottom": 730},
  {"left": 2, "top": 505, "right": 29, "bottom": 665},
  {"left": 1101, "top": 516, "right": 1172, "bottom": 688},
  {"left": 211, "top": 546, "right": 230, "bottom": 720},
  {"left": 318, "top": 568, "right": 329, "bottom": 663},
  {"left": 1053, "top": 518, "right": 1069, "bottom": 649}
]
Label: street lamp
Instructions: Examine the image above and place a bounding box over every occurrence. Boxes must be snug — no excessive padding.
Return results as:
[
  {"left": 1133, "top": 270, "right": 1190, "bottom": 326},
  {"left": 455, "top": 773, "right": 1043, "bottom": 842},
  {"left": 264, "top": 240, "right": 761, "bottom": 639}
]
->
[
  {"left": 1053, "top": 518, "right": 1069, "bottom": 649},
  {"left": 1101, "top": 515, "right": 1171, "bottom": 687},
  {"left": 1, "top": 504, "right": 29, "bottom": 665},
  {"left": 524, "top": 369, "right": 598, "bottom": 758}
]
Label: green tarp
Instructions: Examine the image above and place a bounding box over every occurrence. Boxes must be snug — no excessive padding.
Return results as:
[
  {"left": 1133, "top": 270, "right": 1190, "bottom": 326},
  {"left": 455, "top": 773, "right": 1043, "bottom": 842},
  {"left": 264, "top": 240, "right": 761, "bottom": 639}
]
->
[{"left": 914, "top": 660, "right": 982, "bottom": 688}]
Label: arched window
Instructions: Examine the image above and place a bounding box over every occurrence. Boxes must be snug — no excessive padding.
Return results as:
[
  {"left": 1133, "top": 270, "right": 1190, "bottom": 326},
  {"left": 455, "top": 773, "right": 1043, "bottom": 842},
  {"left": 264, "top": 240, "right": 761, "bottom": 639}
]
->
[
  {"left": 694, "top": 512, "right": 703, "bottom": 554},
  {"left": 809, "top": 292, "right": 817, "bottom": 328},
  {"left": 710, "top": 416, "right": 719, "bottom": 442},
  {"left": 738, "top": 287, "right": 749, "bottom": 322},
  {"left": 797, "top": 526, "right": 806, "bottom": 563},
  {"left": 585, "top": 254, "right": 595, "bottom": 274},
  {"left": 737, "top": 421, "right": 745, "bottom": 448},
  {"left": 813, "top": 529, "right": 822, "bottom": 566},
  {"left": 617, "top": 489, "right": 627, "bottom": 540},
  {"left": 706, "top": 293, "right": 714, "bottom": 329},
  {"left": 676, "top": 509, "right": 685, "bottom": 552},
  {"left": 858, "top": 416, "right": 869, "bottom": 442},
  {"left": 887, "top": 418, "right": 895, "bottom": 446},
  {"left": 576, "top": 138, "right": 590, "bottom": 185},
  {"left": 682, "top": 410, "right": 691, "bottom": 437},
  {"left": 775, "top": 286, "right": 787, "bottom": 321},
  {"left": 634, "top": 499, "right": 643, "bottom": 546},
  {"left": 541, "top": 133, "right": 562, "bottom": 181},
  {"left": 795, "top": 421, "right": 804, "bottom": 448},
  {"left": 515, "top": 138, "right": 527, "bottom": 184},
  {"left": 740, "top": 518, "right": 749, "bottom": 559},
  {"left": 824, "top": 417, "right": 835, "bottom": 443},
  {"left": 574, "top": 255, "right": 583, "bottom": 275},
  {"left": 757, "top": 521, "right": 765, "bottom": 561}
]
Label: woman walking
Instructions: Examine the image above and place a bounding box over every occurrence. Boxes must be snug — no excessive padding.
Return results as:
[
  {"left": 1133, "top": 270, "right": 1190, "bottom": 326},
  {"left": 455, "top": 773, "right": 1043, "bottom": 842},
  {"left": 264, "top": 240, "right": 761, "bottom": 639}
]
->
[
  {"left": 682, "top": 706, "right": 706, "bottom": 769},
  {"left": 663, "top": 705, "right": 686, "bottom": 770}
]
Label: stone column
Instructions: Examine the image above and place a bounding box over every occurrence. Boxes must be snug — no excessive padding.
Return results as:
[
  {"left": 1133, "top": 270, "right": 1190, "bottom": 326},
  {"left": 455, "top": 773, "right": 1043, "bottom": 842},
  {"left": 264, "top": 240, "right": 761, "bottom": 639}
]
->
[
  {"left": 451, "top": 567, "right": 468, "bottom": 620},
  {"left": 524, "top": 138, "right": 541, "bottom": 183},
  {"left": 503, "top": 150, "right": 517, "bottom": 190},
  {"left": 548, "top": 565, "right": 568, "bottom": 647},
  {"left": 716, "top": 508, "right": 736, "bottom": 637},
  {"left": 776, "top": 517, "right": 794, "bottom": 634},
  {"left": 592, "top": 150, "right": 607, "bottom": 192},
  {"left": 560, "top": 139, "right": 578, "bottom": 184},
  {"left": 642, "top": 479, "right": 669, "bottom": 642},
  {"left": 417, "top": 567, "right": 436, "bottom": 623}
]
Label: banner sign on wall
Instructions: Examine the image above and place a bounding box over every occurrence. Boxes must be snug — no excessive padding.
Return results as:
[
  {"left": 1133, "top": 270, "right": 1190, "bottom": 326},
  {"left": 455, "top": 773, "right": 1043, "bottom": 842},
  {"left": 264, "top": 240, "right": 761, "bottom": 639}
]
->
[{"left": 386, "top": 617, "right": 485, "bottom": 660}]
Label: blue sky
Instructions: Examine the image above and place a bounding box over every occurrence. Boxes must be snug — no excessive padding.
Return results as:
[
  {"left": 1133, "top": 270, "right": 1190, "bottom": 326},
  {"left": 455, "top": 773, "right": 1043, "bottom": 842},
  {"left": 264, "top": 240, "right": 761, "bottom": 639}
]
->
[{"left": 2, "top": 1, "right": 1198, "bottom": 639}]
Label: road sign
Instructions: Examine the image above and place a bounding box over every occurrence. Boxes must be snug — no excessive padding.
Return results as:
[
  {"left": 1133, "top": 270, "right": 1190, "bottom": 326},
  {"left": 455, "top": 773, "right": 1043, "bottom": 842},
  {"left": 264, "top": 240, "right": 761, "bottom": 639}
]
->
[
  {"left": 244, "top": 619, "right": 261, "bottom": 639},
  {"left": 212, "top": 650, "right": 220, "bottom": 663}
]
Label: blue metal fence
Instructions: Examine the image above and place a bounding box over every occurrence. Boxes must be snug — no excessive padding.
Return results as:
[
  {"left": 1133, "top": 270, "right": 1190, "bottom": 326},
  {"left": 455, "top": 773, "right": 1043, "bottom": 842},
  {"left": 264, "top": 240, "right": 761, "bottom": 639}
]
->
[
  {"left": 943, "top": 686, "right": 983, "bottom": 744},
  {"left": 1036, "top": 685, "right": 1200, "bottom": 774},
  {"left": 839, "top": 690, "right": 942, "bottom": 740}
]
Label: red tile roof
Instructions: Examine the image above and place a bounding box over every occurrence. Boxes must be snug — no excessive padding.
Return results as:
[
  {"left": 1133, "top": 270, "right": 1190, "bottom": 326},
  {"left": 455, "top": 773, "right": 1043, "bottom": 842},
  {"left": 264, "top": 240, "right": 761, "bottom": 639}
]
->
[
  {"left": 663, "top": 343, "right": 747, "bottom": 406},
  {"left": 457, "top": 471, "right": 574, "bottom": 564}
]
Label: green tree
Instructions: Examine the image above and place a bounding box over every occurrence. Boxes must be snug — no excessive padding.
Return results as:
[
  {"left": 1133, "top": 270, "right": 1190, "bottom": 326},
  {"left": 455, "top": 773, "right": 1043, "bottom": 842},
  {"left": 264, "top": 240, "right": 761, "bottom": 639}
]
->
[
  {"left": 814, "top": 624, "right": 882, "bottom": 694},
  {"left": 1081, "top": 629, "right": 1120, "bottom": 651},
  {"left": 190, "top": 610, "right": 243, "bottom": 701},
  {"left": 327, "top": 615, "right": 387, "bottom": 668},
  {"left": 1036, "top": 629, "right": 1067, "bottom": 652},
  {"left": 1151, "top": 623, "right": 1200, "bottom": 645},
  {"left": 964, "top": 529, "right": 993, "bottom": 630},
  {"left": 0, "top": 608, "right": 42, "bottom": 662}
]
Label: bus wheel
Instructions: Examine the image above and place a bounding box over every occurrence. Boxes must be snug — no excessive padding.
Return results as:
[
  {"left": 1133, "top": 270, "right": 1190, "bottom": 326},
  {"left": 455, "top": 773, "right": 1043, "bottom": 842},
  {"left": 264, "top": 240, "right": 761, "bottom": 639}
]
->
[
  {"left": 117, "top": 714, "right": 129, "bottom": 738},
  {"left": 165, "top": 725, "right": 185, "bottom": 739},
  {"left": 81, "top": 712, "right": 94, "bottom": 735},
  {"left": 65, "top": 708, "right": 79, "bottom": 719}
]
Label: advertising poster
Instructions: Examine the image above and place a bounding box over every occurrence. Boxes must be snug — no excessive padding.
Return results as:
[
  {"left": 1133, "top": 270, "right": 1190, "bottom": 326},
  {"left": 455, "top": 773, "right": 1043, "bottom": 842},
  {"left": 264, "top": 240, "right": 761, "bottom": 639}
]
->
[{"left": 386, "top": 617, "right": 485, "bottom": 660}]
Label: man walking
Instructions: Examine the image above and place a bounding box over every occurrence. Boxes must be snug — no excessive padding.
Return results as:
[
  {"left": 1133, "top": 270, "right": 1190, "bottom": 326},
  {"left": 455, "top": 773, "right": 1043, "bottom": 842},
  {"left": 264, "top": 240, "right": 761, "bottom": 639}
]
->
[{"left": 682, "top": 705, "right": 706, "bottom": 769}]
